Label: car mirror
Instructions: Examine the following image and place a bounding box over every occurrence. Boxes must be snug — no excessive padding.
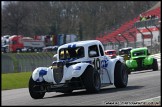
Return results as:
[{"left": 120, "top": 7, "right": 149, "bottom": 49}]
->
[{"left": 89, "top": 51, "right": 97, "bottom": 57}]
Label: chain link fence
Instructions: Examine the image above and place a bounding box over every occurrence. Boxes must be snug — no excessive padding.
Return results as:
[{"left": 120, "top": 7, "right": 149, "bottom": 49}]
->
[
  {"left": 104, "top": 41, "right": 160, "bottom": 54},
  {"left": 1, "top": 52, "right": 56, "bottom": 73}
]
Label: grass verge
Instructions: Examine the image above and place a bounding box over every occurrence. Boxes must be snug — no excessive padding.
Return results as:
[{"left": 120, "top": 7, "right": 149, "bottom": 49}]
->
[{"left": 2, "top": 72, "right": 32, "bottom": 90}]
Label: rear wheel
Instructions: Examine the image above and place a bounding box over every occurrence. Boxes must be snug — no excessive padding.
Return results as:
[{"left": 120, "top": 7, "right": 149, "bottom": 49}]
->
[
  {"left": 34, "top": 48, "right": 38, "bottom": 52},
  {"left": 16, "top": 49, "right": 21, "bottom": 53},
  {"left": 81, "top": 66, "right": 101, "bottom": 93},
  {"left": 114, "top": 63, "right": 128, "bottom": 88},
  {"left": 29, "top": 76, "right": 45, "bottom": 99},
  {"left": 152, "top": 59, "right": 158, "bottom": 71},
  {"left": 27, "top": 48, "right": 32, "bottom": 52}
]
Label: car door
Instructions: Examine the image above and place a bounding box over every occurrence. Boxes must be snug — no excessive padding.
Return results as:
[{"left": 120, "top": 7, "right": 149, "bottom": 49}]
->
[
  {"left": 98, "top": 44, "right": 110, "bottom": 84},
  {"left": 88, "top": 45, "right": 100, "bottom": 70}
]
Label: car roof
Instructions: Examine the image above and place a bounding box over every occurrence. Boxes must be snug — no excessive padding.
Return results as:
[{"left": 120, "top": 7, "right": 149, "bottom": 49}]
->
[
  {"left": 131, "top": 47, "right": 147, "bottom": 52},
  {"left": 58, "top": 40, "right": 102, "bottom": 49},
  {"left": 105, "top": 50, "right": 116, "bottom": 52},
  {"left": 43, "top": 46, "right": 58, "bottom": 49},
  {"left": 119, "top": 47, "right": 132, "bottom": 51}
]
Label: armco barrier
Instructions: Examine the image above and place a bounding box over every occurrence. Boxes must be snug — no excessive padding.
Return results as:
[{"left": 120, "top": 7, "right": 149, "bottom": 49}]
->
[{"left": 1, "top": 52, "right": 56, "bottom": 73}]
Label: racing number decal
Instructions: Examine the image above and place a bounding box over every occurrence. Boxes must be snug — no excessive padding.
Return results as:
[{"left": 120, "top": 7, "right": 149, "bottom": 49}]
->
[
  {"left": 101, "top": 58, "right": 109, "bottom": 68},
  {"left": 93, "top": 58, "right": 100, "bottom": 70}
]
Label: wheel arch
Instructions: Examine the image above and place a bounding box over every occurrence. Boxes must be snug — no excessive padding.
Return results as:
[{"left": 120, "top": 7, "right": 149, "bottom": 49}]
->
[
  {"left": 32, "top": 67, "right": 53, "bottom": 83},
  {"left": 80, "top": 64, "right": 94, "bottom": 76},
  {"left": 111, "top": 60, "right": 122, "bottom": 84},
  {"left": 64, "top": 63, "right": 94, "bottom": 80},
  {"left": 80, "top": 64, "right": 101, "bottom": 92},
  {"left": 114, "top": 61, "right": 128, "bottom": 88}
]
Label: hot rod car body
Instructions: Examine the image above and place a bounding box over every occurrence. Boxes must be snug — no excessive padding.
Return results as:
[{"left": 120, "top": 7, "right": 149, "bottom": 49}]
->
[
  {"left": 126, "top": 47, "right": 158, "bottom": 72},
  {"left": 29, "top": 40, "right": 128, "bottom": 99}
]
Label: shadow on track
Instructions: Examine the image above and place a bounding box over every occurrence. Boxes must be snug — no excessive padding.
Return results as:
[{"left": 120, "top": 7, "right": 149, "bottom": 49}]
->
[
  {"left": 131, "top": 70, "right": 160, "bottom": 75},
  {"left": 44, "top": 85, "right": 144, "bottom": 99}
]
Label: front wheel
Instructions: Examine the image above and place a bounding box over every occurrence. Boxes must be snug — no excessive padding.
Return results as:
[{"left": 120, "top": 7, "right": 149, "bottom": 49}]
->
[
  {"left": 114, "top": 63, "right": 128, "bottom": 88},
  {"left": 29, "top": 76, "right": 45, "bottom": 99},
  {"left": 81, "top": 66, "right": 101, "bottom": 93}
]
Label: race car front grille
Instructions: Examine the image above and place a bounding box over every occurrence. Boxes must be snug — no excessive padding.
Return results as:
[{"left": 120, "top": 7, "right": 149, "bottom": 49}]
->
[{"left": 53, "top": 62, "right": 64, "bottom": 84}]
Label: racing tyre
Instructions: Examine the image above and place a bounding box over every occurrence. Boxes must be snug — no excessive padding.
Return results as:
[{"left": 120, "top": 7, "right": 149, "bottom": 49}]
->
[
  {"left": 16, "top": 49, "right": 21, "bottom": 53},
  {"left": 114, "top": 63, "right": 128, "bottom": 88},
  {"left": 34, "top": 48, "right": 38, "bottom": 52},
  {"left": 152, "top": 59, "right": 158, "bottom": 71},
  {"left": 29, "top": 76, "right": 45, "bottom": 99},
  {"left": 81, "top": 66, "right": 101, "bottom": 93}
]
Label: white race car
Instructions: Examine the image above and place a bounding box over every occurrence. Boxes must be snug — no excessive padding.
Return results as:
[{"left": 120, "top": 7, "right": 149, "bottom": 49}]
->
[{"left": 29, "top": 40, "right": 128, "bottom": 99}]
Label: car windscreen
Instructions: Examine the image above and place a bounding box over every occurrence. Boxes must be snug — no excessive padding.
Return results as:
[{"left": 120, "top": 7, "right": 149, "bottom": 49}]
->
[
  {"left": 119, "top": 49, "right": 131, "bottom": 55},
  {"left": 106, "top": 51, "right": 116, "bottom": 55},
  {"left": 59, "top": 46, "right": 84, "bottom": 60},
  {"left": 133, "top": 50, "right": 145, "bottom": 56}
]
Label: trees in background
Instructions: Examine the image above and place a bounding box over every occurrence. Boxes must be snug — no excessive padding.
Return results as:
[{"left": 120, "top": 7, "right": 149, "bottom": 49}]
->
[{"left": 1, "top": 1, "right": 157, "bottom": 40}]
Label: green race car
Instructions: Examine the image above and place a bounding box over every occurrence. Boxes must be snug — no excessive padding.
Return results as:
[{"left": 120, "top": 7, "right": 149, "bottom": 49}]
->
[{"left": 126, "top": 47, "right": 158, "bottom": 72}]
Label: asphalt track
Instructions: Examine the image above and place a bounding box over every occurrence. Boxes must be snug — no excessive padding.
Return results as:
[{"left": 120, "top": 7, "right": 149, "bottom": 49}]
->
[{"left": 1, "top": 56, "right": 161, "bottom": 106}]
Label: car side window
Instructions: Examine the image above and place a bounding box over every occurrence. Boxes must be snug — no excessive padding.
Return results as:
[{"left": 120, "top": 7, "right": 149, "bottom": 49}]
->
[
  {"left": 99, "top": 45, "right": 104, "bottom": 56},
  {"left": 88, "top": 45, "right": 99, "bottom": 57}
]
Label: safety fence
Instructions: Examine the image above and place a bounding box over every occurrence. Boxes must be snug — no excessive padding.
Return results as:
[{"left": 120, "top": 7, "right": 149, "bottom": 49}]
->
[
  {"left": 104, "top": 41, "right": 160, "bottom": 54},
  {"left": 1, "top": 52, "right": 56, "bottom": 73}
]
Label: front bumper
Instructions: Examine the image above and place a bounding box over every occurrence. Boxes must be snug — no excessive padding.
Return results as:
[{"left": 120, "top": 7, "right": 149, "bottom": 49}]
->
[{"left": 32, "top": 77, "right": 84, "bottom": 92}]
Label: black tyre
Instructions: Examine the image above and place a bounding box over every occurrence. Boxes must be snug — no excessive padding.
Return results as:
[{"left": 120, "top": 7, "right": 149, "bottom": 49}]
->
[
  {"left": 27, "top": 48, "right": 32, "bottom": 52},
  {"left": 16, "top": 49, "right": 21, "bottom": 52},
  {"left": 29, "top": 76, "right": 45, "bottom": 99},
  {"left": 34, "top": 48, "right": 38, "bottom": 52},
  {"left": 81, "top": 66, "right": 101, "bottom": 93},
  {"left": 114, "top": 63, "right": 128, "bottom": 88},
  {"left": 152, "top": 59, "right": 158, "bottom": 71}
]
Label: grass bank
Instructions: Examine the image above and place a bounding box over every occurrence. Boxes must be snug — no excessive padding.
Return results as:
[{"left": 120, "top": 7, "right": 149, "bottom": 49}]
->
[{"left": 2, "top": 72, "right": 32, "bottom": 90}]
